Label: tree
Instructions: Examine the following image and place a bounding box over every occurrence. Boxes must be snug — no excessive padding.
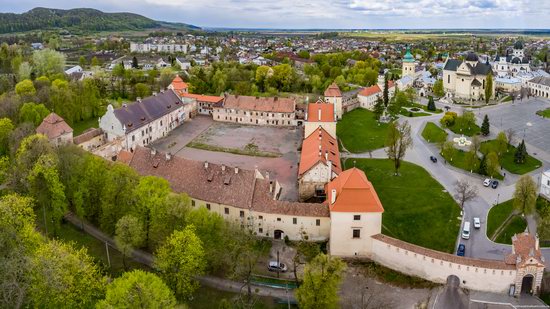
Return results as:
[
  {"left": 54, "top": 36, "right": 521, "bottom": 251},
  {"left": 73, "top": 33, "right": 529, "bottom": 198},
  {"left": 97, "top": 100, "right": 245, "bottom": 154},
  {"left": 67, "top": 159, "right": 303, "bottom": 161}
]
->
[
  {"left": 485, "top": 151, "right": 500, "bottom": 178},
  {"left": 427, "top": 96, "right": 436, "bottom": 111},
  {"left": 155, "top": 226, "right": 206, "bottom": 300},
  {"left": 478, "top": 154, "right": 488, "bottom": 175},
  {"left": 433, "top": 79, "right": 444, "bottom": 97},
  {"left": 0, "top": 118, "right": 14, "bottom": 155},
  {"left": 373, "top": 96, "right": 385, "bottom": 119},
  {"left": 18, "top": 103, "right": 50, "bottom": 126},
  {"left": 515, "top": 139, "right": 528, "bottom": 164},
  {"left": 441, "top": 141, "right": 457, "bottom": 162},
  {"left": 91, "top": 56, "right": 100, "bottom": 67},
  {"left": 15, "top": 79, "right": 36, "bottom": 98},
  {"left": 97, "top": 270, "right": 176, "bottom": 309},
  {"left": 470, "top": 135, "right": 481, "bottom": 153},
  {"left": 495, "top": 131, "right": 508, "bottom": 155},
  {"left": 79, "top": 56, "right": 87, "bottom": 68},
  {"left": 513, "top": 175, "right": 537, "bottom": 215},
  {"left": 454, "top": 179, "right": 478, "bottom": 208},
  {"left": 383, "top": 73, "right": 389, "bottom": 106},
  {"left": 32, "top": 49, "right": 66, "bottom": 77},
  {"left": 440, "top": 111, "right": 457, "bottom": 127},
  {"left": 506, "top": 128, "right": 516, "bottom": 147},
  {"left": 464, "top": 149, "right": 479, "bottom": 173},
  {"left": 115, "top": 215, "right": 146, "bottom": 269},
  {"left": 481, "top": 115, "right": 490, "bottom": 136},
  {"left": 133, "top": 176, "right": 171, "bottom": 246},
  {"left": 149, "top": 193, "right": 190, "bottom": 250},
  {"left": 29, "top": 240, "right": 106, "bottom": 308},
  {"left": 18, "top": 62, "right": 32, "bottom": 81},
  {"left": 385, "top": 121, "right": 412, "bottom": 175},
  {"left": 159, "top": 68, "right": 175, "bottom": 89},
  {"left": 485, "top": 73, "right": 493, "bottom": 104},
  {"left": 295, "top": 253, "right": 346, "bottom": 309},
  {"left": 134, "top": 83, "right": 151, "bottom": 99},
  {"left": 132, "top": 56, "right": 139, "bottom": 69}
]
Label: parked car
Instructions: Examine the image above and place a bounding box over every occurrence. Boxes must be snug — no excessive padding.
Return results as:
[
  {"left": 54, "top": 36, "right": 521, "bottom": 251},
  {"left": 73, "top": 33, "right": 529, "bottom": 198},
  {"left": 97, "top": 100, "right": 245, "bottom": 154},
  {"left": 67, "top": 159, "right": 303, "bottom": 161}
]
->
[
  {"left": 461, "top": 222, "right": 470, "bottom": 240},
  {"left": 473, "top": 217, "right": 481, "bottom": 229},
  {"left": 491, "top": 180, "right": 499, "bottom": 189},
  {"left": 429, "top": 156, "right": 437, "bottom": 163},
  {"left": 268, "top": 261, "right": 287, "bottom": 272},
  {"left": 483, "top": 178, "right": 492, "bottom": 187},
  {"left": 457, "top": 244, "right": 466, "bottom": 256}
]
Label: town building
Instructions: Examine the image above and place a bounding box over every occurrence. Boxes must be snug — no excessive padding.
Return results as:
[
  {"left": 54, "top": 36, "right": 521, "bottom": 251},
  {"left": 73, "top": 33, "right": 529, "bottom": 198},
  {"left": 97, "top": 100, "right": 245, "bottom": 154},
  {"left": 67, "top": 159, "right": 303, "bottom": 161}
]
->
[
  {"left": 402, "top": 45, "right": 416, "bottom": 78},
  {"left": 541, "top": 169, "right": 550, "bottom": 201},
  {"left": 298, "top": 127, "right": 341, "bottom": 201},
  {"left": 130, "top": 42, "right": 188, "bottom": 54},
  {"left": 73, "top": 128, "right": 104, "bottom": 151},
  {"left": 493, "top": 41, "right": 531, "bottom": 78},
  {"left": 443, "top": 52, "right": 495, "bottom": 101},
  {"left": 528, "top": 76, "right": 550, "bottom": 98},
  {"left": 324, "top": 83, "right": 343, "bottom": 120},
  {"left": 213, "top": 95, "right": 296, "bottom": 126},
  {"left": 168, "top": 76, "right": 223, "bottom": 115},
  {"left": 304, "top": 101, "right": 336, "bottom": 139},
  {"left": 99, "top": 89, "right": 191, "bottom": 152},
  {"left": 36, "top": 113, "right": 74, "bottom": 146},
  {"left": 357, "top": 80, "right": 396, "bottom": 110}
]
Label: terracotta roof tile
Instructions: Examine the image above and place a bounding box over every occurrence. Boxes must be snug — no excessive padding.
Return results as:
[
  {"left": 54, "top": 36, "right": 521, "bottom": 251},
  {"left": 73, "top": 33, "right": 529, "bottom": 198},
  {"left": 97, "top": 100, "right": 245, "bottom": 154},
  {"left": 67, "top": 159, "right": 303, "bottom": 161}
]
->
[
  {"left": 324, "top": 83, "right": 342, "bottom": 97},
  {"left": 505, "top": 232, "right": 545, "bottom": 267},
  {"left": 170, "top": 76, "right": 188, "bottom": 92},
  {"left": 73, "top": 128, "right": 102, "bottom": 145},
  {"left": 326, "top": 168, "right": 384, "bottom": 213},
  {"left": 181, "top": 93, "right": 223, "bottom": 104},
  {"left": 307, "top": 102, "right": 335, "bottom": 122},
  {"left": 221, "top": 94, "right": 295, "bottom": 113},
  {"left": 117, "top": 150, "right": 134, "bottom": 165},
  {"left": 358, "top": 85, "right": 382, "bottom": 97},
  {"left": 36, "top": 113, "right": 73, "bottom": 139},
  {"left": 299, "top": 127, "right": 341, "bottom": 176}
]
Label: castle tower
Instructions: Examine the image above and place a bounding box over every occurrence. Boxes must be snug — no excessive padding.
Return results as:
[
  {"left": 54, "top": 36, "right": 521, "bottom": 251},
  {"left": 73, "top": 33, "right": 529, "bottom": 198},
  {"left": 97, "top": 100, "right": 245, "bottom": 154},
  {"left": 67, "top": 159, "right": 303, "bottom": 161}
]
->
[
  {"left": 513, "top": 41, "right": 524, "bottom": 59},
  {"left": 402, "top": 45, "right": 416, "bottom": 78},
  {"left": 324, "top": 83, "right": 343, "bottom": 120}
]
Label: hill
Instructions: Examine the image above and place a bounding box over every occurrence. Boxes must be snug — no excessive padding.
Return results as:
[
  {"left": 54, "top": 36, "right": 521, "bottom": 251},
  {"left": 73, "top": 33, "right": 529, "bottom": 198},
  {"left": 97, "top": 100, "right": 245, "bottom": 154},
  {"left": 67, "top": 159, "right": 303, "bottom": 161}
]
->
[{"left": 0, "top": 7, "right": 199, "bottom": 34}]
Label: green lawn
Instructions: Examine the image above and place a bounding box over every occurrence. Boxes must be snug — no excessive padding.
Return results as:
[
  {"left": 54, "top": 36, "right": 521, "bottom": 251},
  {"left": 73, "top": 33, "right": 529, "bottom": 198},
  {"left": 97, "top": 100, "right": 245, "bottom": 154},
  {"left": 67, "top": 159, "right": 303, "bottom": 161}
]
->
[
  {"left": 422, "top": 122, "right": 448, "bottom": 143},
  {"left": 337, "top": 108, "right": 390, "bottom": 153},
  {"left": 343, "top": 158, "right": 461, "bottom": 253},
  {"left": 536, "top": 108, "right": 550, "bottom": 118},
  {"left": 72, "top": 118, "right": 99, "bottom": 136},
  {"left": 441, "top": 148, "right": 503, "bottom": 180},
  {"left": 480, "top": 140, "right": 542, "bottom": 175},
  {"left": 494, "top": 216, "right": 527, "bottom": 245},
  {"left": 447, "top": 122, "right": 481, "bottom": 137},
  {"left": 398, "top": 108, "right": 430, "bottom": 117},
  {"left": 487, "top": 200, "right": 516, "bottom": 239}
]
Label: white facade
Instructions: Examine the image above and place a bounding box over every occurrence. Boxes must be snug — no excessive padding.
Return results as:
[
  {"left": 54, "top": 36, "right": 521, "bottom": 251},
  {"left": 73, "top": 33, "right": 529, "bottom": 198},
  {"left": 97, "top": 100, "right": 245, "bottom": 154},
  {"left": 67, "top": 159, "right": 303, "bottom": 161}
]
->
[
  {"left": 325, "top": 96, "right": 343, "bottom": 120},
  {"left": 358, "top": 91, "right": 381, "bottom": 110},
  {"left": 528, "top": 76, "right": 550, "bottom": 98},
  {"left": 330, "top": 212, "right": 382, "bottom": 257},
  {"left": 304, "top": 122, "right": 336, "bottom": 139},
  {"left": 541, "top": 170, "right": 550, "bottom": 200},
  {"left": 130, "top": 42, "right": 188, "bottom": 54}
]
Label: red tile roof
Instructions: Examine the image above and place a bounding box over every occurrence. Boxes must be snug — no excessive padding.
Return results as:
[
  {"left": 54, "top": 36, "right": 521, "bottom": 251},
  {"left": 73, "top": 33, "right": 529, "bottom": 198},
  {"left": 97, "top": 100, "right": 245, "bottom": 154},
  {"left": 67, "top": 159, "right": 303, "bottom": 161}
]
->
[
  {"left": 326, "top": 168, "right": 384, "bottom": 213},
  {"left": 221, "top": 94, "right": 295, "bottom": 113},
  {"left": 307, "top": 102, "right": 335, "bottom": 122},
  {"left": 505, "top": 232, "right": 545, "bottom": 267},
  {"left": 170, "top": 76, "right": 188, "bottom": 92},
  {"left": 36, "top": 113, "right": 73, "bottom": 139},
  {"left": 73, "top": 127, "right": 102, "bottom": 145},
  {"left": 358, "top": 85, "right": 382, "bottom": 97},
  {"left": 181, "top": 93, "right": 223, "bottom": 103},
  {"left": 324, "top": 83, "right": 342, "bottom": 97},
  {"left": 298, "top": 127, "right": 341, "bottom": 176}
]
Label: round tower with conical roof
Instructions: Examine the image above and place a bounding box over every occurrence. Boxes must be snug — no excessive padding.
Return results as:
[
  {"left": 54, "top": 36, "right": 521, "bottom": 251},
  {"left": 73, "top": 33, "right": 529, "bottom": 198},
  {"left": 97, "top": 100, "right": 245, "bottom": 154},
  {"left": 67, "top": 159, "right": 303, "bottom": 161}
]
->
[{"left": 402, "top": 45, "right": 416, "bottom": 78}]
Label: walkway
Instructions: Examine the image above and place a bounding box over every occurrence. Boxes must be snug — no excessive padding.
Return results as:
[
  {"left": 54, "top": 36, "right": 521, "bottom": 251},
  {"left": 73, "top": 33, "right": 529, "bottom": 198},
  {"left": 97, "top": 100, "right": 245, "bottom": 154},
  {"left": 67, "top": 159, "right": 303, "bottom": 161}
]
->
[{"left": 63, "top": 212, "right": 296, "bottom": 301}]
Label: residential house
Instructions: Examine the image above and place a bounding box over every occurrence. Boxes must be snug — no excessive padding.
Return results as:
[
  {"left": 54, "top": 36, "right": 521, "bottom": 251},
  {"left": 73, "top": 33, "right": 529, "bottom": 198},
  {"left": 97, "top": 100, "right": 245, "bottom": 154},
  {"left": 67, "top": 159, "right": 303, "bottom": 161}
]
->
[
  {"left": 304, "top": 101, "right": 336, "bottom": 139},
  {"left": 36, "top": 113, "right": 74, "bottom": 146},
  {"left": 213, "top": 95, "right": 296, "bottom": 126}
]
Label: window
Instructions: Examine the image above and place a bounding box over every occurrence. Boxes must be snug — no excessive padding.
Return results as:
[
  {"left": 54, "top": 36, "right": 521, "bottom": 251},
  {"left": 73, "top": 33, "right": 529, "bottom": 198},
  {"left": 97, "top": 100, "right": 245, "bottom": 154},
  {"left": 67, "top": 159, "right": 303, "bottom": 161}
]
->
[
  {"left": 447, "top": 75, "right": 450, "bottom": 84},
  {"left": 224, "top": 207, "right": 229, "bottom": 214},
  {"left": 160, "top": 120, "right": 163, "bottom": 126},
  {"left": 258, "top": 215, "right": 263, "bottom": 220},
  {"left": 354, "top": 215, "right": 361, "bottom": 221},
  {"left": 259, "top": 228, "right": 263, "bottom": 233},
  {"left": 293, "top": 218, "right": 297, "bottom": 224},
  {"left": 206, "top": 203, "right": 210, "bottom": 210},
  {"left": 240, "top": 210, "right": 244, "bottom": 218},
  {"left": 132, "top": 135, "right": 135, "bottom": 141},
  {"left": 191, "top": 200, "right": 195, "bottom": 207},
  {"left": 277, "top": 218, "right": 281, "bottom": 222},
  {"left": 141, "top": 130, "right": 144, "bottom": 137},
  {"left": 353, "top": 229, "right": 361, "bottom": 238},
  {"left": 316, "top": 219, "right": 320, "bottom": 226}
]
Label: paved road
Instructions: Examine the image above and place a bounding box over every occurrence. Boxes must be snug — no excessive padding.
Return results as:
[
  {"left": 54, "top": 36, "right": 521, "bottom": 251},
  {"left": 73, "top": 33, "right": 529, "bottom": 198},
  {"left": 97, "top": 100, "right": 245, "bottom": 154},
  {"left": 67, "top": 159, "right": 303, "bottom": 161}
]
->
[{"left": 343, "top": 98, "right": 550, "bottom": 265}]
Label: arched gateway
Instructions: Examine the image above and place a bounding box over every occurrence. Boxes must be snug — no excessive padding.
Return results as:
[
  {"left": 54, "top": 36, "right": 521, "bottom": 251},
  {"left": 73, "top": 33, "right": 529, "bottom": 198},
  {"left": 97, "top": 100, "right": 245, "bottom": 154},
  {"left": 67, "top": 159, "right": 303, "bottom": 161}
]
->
[{"left": 505, "top": 232, "right": 546, "bottom": 296}]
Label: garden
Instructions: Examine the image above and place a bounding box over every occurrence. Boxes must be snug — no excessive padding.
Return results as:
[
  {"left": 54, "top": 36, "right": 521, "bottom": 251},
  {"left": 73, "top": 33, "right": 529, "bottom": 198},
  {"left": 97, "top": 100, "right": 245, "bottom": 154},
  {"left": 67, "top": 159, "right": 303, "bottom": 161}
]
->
[
  {"left": 480, "top": 139, "right": 542, "bottom": 175},
  {"left": 337, "top": 108, "right": 390, "bottom": 153},
  {"left": 421, "top": 122, "right": 448, "bottom": 143},
  {"left": 536, "top": 108, "right": 550, "bottom": 119}
]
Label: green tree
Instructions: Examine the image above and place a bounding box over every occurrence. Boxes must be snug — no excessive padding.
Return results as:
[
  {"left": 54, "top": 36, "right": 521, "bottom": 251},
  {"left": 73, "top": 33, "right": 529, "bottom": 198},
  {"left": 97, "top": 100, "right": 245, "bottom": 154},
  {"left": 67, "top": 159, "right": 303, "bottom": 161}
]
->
[
  {"left": 18, "top": 62, "right": 32, "bottom": 81},
  {"left": 464, "top": 149, "right": 479, "bottom": 173},
  {"left": 481, "top": 115, "right": 490, "bottom": 136},
  {"left": 132, "top": 56, "right": 139, "bottom": 69},
  {"left": 32, "top": 49, "right": 66, "bottom": 77},
  {"left": 13, "top": 134, "right": 54, "bottom": 190},
  {"left": 478, "top": 154, "right": 488, "bottom": 175},
  {"left": 513, "top": 175, "right": 537, "bottom": 215},
  {"left": 159, "top": 68, "right": 175, "bottom": 89},
  {"left": 133, "top": 176, "right": 171, "bottom": 246},
  {"left": 515, "top": 139, "right": 528, "bottom": 164},
  {"left": 255, "top": 66, "right": 270, "bottom": 92},
  {"left": 79, "top": 56, "right": 87, "bottom": 68},
  {"left": 19, "top": 102, "right": 50, "bottom": 126},
  {"left": 427, "top": 96, "right": 436, "bottom": 111},
  {"left": 486, "top": 151, "right": 500, "bottom": 178},
  {"left": 440, "top": 111, "right": 457, "bottom": 127},
  {"left": 495, "top": 131, "right": 508, "bottom": 156},
  {"left": 91, "top": 56, "right": 100, "bottom": 67},
  {"left": 96, "top": 270, "right": 176, "bottom": 309},
  {"left": 155, "top": 226, "right": 206, "bottom": 300},
  {"left": 295, "top": 253, "right": 346, "bottom": 309},
  {"left": 485, "top": 73, "right": 493, "bottom": 104},
  {"left": 29, "top": 240, "right": 106, "bottom": 308},
  {"left": 433, "top": 79, "right": 444, "bottom": 97},
  {"left": 149, "top": 193, "right": 190, "bottom": 251},
  {"left": 115, "top": 215, "right": 146, "bottom": 269},
  {"left": 385, "top": 120, "right": 413, "bottom": 175},
  {"left": 0, "top": 118, "right": 14, "bottom": 155},
  {"left": 383, "top": 73, "right": 389, "bottom": 106},
  {"left": 15, "top": 79, "right": 36, "bottom": 98},
  {"left": 441, "top": 141, "right": 457, "bottom": 162},
  {"left": 373, "top": 96, "right": 385, "bottom": 119},
  {"left": 134, "top": 83, "right": 151, "bottom": 99}
]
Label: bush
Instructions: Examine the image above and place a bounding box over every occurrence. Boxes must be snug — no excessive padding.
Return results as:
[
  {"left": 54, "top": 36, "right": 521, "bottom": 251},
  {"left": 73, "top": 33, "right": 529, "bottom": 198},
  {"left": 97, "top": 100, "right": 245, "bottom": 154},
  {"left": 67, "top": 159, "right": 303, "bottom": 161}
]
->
[{"left": 440, "top": 111, "right": 457, "bottom": 127}]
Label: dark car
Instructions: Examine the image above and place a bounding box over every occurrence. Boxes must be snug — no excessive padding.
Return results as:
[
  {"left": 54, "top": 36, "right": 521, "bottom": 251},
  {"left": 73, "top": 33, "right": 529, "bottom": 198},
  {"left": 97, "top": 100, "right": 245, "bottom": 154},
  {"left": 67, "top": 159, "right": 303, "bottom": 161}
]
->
[
  {"left": 430, "top": 156, "right": 438, "bottom": 163},
  {"left": 457, "top": 244, "right": 465, "bottom": 256},
  {"left": 491, "top": 180, "right": 499, "bottom": 189}
]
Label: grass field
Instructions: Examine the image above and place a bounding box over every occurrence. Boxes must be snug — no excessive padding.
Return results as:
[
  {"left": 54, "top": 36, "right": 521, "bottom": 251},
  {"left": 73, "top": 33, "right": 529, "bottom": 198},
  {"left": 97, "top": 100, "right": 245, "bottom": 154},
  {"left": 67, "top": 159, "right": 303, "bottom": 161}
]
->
[
  {"left": 399, "top": 108, "right": 431, "bottom": 117},
  {"left": 441, "top": 148, "right": 503, "bottom": 180},
  {"left": 536, "top": 108, "right": 550, "bottom": 118},
  {"left": 337, "top": 108, "right": 390, "bottom": 153},
  {"left": 422, "top": 122, "right": 448, "bottom": 143},
  {"left": 494, "top": 216, "right": 527, "bottom": 245},
  {"left": 343, "top": 158, "right": 461, "bottom": 253},
  {"left": 447, "top": 122, "right": 481, "bottom": 137},
  {"left": 480, "top": 140, "right": 542, "bottom": 175},
  {"left": 487, "top": 200, "right": 516, "bottom": 239},
  {"left": 72, "top": 118, "right": 99, "bottom": 136}
]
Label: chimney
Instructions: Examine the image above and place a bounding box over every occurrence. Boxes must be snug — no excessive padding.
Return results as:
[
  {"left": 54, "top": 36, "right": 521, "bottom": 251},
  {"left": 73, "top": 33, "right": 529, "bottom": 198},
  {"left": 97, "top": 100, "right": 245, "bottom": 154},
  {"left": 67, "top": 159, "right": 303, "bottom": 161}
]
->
[
  {"left": 331, "top": 189, "right": 337, "bottom": 204},
  {"left": 165, "top": 152, "right": 172, "bottom": 161},
  {"left": 269, "top": 180, "right": 273, "bottom": 193},
  {"left": 221, "top": 164, "right": 226, "bottom": 171},
  {"left": 204, "top": 161, "right": 209, "bottom": 169},
  {"left": 325, "top": 151, "right": 328, "bottom": 161},
  {"left": 318, "top": 108, "right": 321, "bottom": 121},
  {"left": 234, "top": 167, "right": 239, "bottom": 174},
  {"left": 265, "top": 171, "right": 269, "bottom": 179},
  {"left": 151, "top": 148, "right": 157, "bottom": 156}
]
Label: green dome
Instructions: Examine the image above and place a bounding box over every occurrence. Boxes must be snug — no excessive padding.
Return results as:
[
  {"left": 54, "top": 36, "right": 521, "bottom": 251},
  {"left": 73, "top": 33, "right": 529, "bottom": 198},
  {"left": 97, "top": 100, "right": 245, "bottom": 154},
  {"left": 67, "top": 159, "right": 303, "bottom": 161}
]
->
[{"left": 403, "top": 46, "right": 414, "bottom": 63}]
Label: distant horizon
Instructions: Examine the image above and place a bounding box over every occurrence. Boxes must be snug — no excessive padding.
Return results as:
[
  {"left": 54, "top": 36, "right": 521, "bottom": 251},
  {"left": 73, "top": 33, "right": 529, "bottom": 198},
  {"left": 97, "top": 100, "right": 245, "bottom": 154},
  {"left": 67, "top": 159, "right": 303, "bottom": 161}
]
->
[{"left": 2, "top": 2, "right": 550, "bottom": 30}]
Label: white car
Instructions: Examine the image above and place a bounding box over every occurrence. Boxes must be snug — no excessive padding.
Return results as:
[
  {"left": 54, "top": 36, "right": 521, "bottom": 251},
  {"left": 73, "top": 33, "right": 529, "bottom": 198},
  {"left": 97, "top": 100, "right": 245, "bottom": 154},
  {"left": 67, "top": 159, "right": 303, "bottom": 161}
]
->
[
  {"left": 483, "top": 178, "right": 492, "bottom": 187},
  {"left": 473, "top": 217, "right": 481, "bottom": 229}
]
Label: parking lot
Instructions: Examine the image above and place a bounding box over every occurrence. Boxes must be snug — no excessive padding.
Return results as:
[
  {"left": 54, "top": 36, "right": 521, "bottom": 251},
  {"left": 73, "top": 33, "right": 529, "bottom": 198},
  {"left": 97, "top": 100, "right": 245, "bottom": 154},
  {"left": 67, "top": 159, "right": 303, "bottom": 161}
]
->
[{"left": 152, "top": 117, "right": 303, "bottom": 201}]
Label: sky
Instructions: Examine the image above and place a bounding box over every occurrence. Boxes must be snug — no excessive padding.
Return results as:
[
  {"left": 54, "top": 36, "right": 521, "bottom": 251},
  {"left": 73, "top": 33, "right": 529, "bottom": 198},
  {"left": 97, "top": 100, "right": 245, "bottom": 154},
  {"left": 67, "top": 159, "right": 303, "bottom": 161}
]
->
[{"left": 2, "top": 0, "right": 550, "bottom": 29}]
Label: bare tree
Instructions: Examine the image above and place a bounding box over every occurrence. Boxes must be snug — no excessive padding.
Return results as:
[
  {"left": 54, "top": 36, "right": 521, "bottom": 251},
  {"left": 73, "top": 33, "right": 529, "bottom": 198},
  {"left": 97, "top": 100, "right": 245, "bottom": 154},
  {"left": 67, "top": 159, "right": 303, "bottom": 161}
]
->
[
  {"left": 469, "top": 135, "right": 481, "bottom": 153},
  {"left": 506, "top": 128, "right": 516, "bottom": 147},
  {"left": 454, "top": 179, "right": 478, "bottom": 208},
  {"left": 385, "top": 121, "right": 413, "bottom": 176}
]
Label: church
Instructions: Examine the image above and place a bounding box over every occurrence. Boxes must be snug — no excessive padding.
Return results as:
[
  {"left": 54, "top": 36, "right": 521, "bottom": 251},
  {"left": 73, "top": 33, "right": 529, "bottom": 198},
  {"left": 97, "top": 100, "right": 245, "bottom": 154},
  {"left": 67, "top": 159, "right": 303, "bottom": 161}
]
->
[
  {"left": 493, "top": 41, "right": 530, "bottom": 78},
  {"left": 443, "top": 52, "right": 495, "bottom": 101}
]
